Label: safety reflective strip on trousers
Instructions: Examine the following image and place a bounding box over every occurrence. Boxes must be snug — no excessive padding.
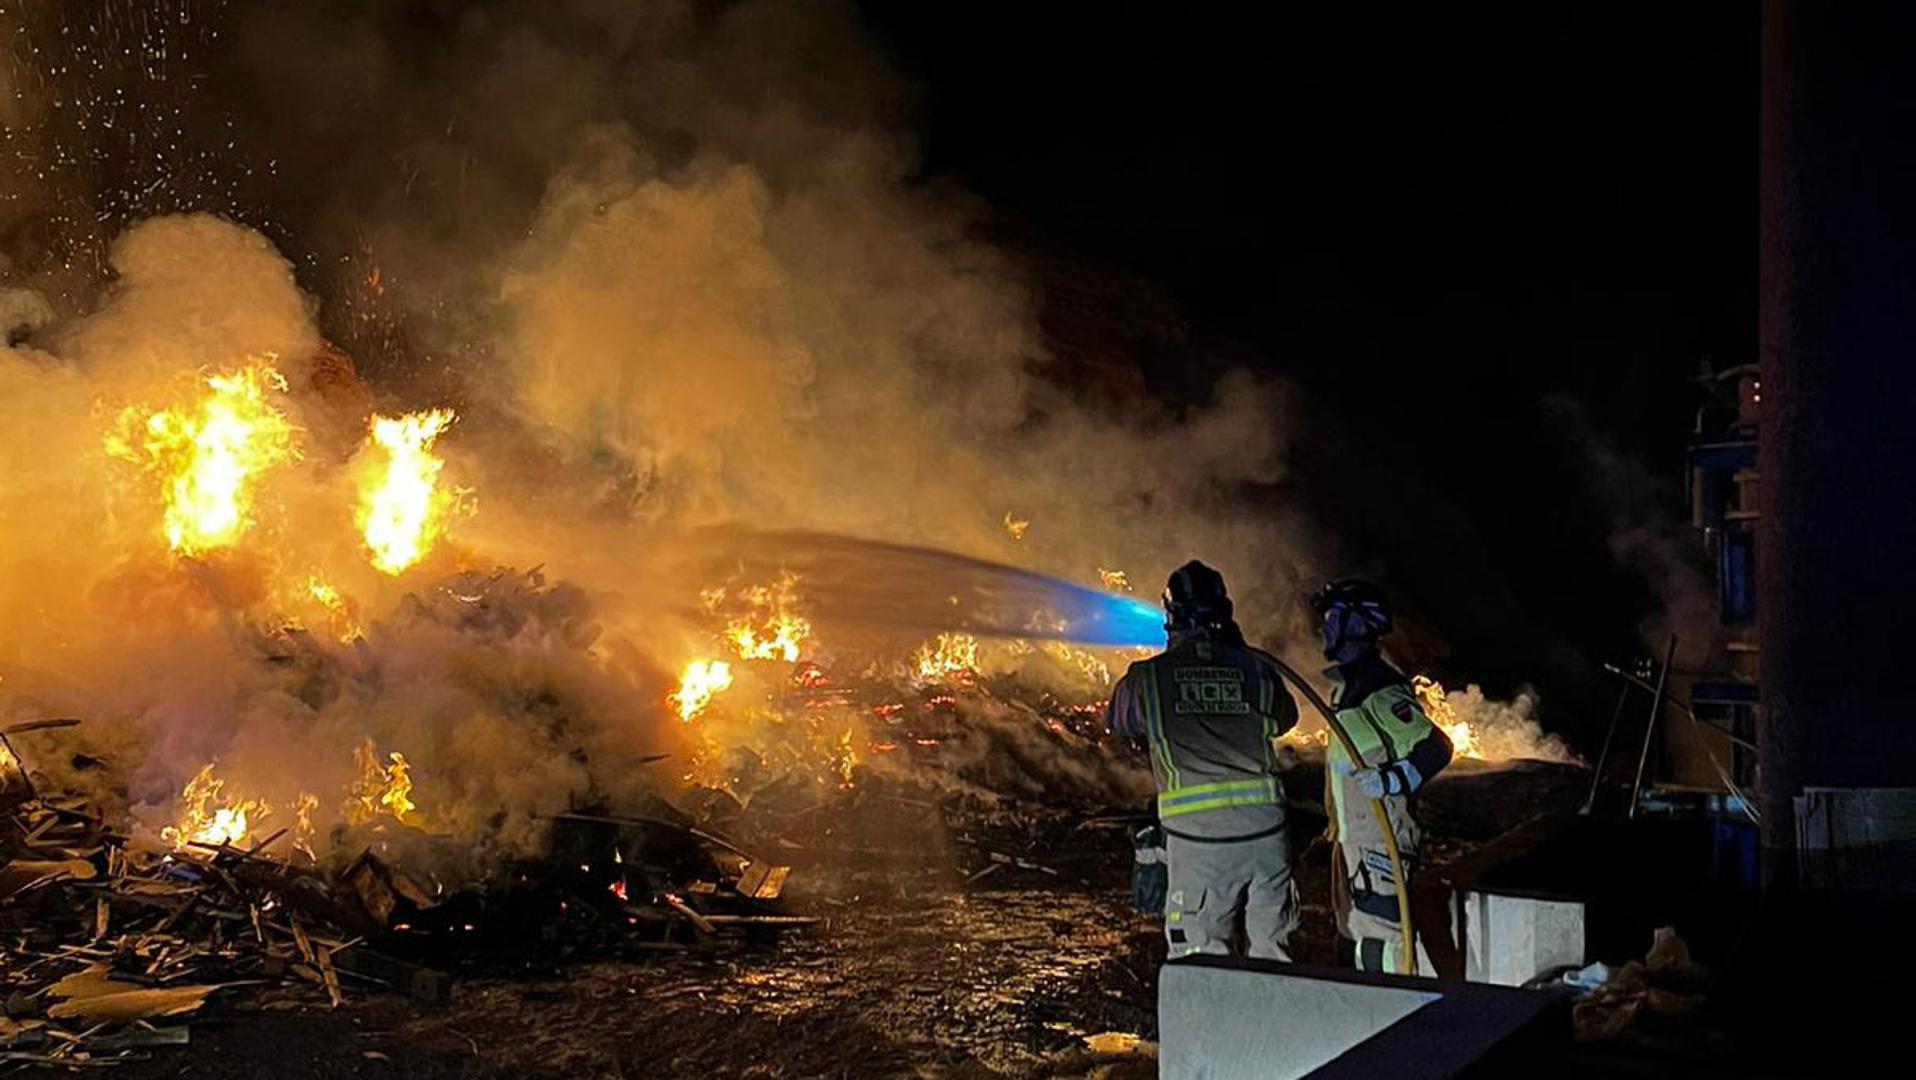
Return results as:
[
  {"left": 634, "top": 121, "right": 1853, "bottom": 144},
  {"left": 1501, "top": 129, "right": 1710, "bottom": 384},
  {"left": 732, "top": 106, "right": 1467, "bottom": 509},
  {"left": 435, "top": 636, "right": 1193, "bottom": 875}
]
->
[
  {"left": 1357, "top": 937, "right": 1408, "bottom": 974},
  {"left": 1157, "top": 777, "right": 1281, "bottom": 818}
]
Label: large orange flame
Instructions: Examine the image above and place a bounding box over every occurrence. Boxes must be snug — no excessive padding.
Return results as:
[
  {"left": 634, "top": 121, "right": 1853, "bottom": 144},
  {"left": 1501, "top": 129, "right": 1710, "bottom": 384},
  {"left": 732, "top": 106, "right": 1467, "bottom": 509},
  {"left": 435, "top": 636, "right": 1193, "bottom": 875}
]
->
[
  {"left": 355, "top": 409, "right": 463, "bottom": 575},
  {"left": 672, "top": 659, "right": 734, "bottom": 721},
  {"left": 106, "top": 364, "right": 298, "bottom": 555}
]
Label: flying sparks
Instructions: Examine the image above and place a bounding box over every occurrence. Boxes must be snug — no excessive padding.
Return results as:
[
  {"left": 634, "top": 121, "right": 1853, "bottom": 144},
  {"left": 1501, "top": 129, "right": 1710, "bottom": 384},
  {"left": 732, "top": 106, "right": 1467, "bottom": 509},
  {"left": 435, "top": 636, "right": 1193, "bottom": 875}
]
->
[
  {"left": 355, "top": 409, "right": 463, "bottom": 575},
  {"left": 106, "top": 364, "right": 298, "bottom": 555},
  {"left": 1003, "top": 511, "right": 1031, "bottom": 541}
]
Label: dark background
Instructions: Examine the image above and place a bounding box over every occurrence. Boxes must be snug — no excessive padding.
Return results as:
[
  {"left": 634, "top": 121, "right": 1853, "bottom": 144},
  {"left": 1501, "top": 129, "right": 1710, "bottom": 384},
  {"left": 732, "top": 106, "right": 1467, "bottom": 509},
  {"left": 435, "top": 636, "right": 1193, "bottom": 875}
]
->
[{"left": 861, "top": 2, "right": 1756, "bottom": 739}]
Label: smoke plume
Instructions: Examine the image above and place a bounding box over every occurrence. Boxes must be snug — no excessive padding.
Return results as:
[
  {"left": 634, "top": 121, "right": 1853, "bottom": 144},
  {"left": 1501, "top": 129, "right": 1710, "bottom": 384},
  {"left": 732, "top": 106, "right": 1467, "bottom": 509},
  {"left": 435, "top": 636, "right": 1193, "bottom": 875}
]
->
[{"left": 0, "top": 2, "right": 1329, "bottom": 862}]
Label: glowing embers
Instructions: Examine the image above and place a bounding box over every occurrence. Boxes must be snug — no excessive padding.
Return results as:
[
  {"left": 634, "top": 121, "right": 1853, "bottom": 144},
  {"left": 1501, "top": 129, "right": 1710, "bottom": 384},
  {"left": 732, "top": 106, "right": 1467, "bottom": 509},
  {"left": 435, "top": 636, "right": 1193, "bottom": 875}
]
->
[
  {"left": 1097, "top": 567, "right": 1132, "bottom": 592},
  {"left": 672, "top": 659, "right": 734, "bottom": 721},
  {"left": 1003, "top": 511, "right": 1031, "bottom": 541},
  {"left": 914, "top": 632, "right": 980, "bottom": 685},
  {"left": 345, "top": 739, "right": 418, "bottom": 825},
  {"left": 106, "top": 364, "right": 298, "bottom": 555},
  {"left": 705, "top": 573, "right": 812, "bottom": 663},
  {"left": 354, "top": 409, "right": 467, "bottom": 575},
  {"left": 162, "top": 763, "right": 271, "bottom": 851},
  {"left": 1412, "top": 674, "right": 1483, "bottom": 760}
]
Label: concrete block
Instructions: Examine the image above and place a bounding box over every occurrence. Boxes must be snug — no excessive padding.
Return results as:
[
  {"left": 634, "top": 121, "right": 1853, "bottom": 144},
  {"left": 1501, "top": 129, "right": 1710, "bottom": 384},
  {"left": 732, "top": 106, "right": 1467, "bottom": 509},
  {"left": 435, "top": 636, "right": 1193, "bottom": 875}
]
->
[{"left": 1457, "top": 890, "right": 1585, "bottom": 986}]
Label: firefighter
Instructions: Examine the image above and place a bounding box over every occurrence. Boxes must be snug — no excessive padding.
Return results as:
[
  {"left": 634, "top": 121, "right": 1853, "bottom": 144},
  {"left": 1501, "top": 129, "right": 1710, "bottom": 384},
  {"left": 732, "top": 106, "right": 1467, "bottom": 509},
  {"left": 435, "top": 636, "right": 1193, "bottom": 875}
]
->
[
  {"left": 1107, "top": 561, "right": 1300, "bottom": 960},
  {"left": 1312, "top": 580, "right": 1453, "bottom": 974}
]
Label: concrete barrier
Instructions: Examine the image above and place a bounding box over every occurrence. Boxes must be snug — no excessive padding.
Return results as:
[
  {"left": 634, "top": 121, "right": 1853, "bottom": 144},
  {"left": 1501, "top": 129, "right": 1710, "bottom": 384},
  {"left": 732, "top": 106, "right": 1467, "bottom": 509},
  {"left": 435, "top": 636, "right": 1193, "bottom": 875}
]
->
[{"left": 1159, "top": 957, "right": 1567, "bottom": 1080}]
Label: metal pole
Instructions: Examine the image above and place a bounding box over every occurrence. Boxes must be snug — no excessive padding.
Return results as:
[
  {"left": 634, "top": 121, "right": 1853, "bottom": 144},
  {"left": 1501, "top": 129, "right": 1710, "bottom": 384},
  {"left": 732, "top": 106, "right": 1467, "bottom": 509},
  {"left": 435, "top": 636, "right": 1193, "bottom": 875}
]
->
[
  {"left": 1580, "top": 681, "right": 1634, "bottom": 815},
  {"left": 1628, "top": 635, "right": 1679, "bottom": 820}
]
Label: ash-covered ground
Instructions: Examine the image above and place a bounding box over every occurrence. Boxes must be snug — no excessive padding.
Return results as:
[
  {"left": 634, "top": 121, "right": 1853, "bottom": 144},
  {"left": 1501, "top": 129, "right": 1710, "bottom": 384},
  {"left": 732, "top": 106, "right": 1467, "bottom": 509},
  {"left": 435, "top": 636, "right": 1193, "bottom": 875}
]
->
[{"left": 19, "top": 761, "right": 1586, "bottom": 1080}]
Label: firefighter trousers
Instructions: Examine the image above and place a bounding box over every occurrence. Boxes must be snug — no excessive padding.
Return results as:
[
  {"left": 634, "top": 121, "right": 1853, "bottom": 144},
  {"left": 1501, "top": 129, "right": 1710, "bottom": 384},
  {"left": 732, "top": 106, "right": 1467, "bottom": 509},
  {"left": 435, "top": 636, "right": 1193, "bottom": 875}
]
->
[
  {"left": 1341, "top": 796, "right": 1433, "bottom": 972},
  {"left": 1164, "top": 826, "right": 1298, "bottom": 961}
]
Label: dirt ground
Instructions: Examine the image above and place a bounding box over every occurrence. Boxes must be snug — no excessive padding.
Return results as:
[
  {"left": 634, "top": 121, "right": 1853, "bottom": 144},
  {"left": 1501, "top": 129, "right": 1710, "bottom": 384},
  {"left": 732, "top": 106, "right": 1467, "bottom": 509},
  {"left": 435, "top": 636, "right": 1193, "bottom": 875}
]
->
[{"left": 15, "top": 762, "right": 1588, "bottom": 1080}]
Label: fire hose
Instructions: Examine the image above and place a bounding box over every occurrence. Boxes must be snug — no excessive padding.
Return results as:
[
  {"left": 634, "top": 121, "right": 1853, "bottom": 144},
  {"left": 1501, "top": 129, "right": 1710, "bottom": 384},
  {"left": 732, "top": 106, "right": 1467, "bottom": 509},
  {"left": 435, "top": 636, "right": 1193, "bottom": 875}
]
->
[{"left": 1265, "top": 657, "right": 1419, "bottom": 976}]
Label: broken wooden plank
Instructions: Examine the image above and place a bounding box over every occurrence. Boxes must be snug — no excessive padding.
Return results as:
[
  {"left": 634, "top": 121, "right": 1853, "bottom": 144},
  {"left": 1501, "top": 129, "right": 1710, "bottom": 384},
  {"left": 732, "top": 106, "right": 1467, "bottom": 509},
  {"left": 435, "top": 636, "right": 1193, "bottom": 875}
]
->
[{"left": 47, "top": 982, "right": 218, "bottom": 1022}]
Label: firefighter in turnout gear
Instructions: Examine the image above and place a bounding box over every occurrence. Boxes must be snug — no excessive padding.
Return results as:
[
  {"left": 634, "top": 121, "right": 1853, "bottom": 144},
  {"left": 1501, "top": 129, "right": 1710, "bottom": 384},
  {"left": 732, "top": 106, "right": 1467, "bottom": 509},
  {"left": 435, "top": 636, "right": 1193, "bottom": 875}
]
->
[
  {"left": 1312, "top": 580, "right": 1453, "bottom": 974},
  {"left": 1107, "top": 561, "right": 1301, "bottom": 960}
]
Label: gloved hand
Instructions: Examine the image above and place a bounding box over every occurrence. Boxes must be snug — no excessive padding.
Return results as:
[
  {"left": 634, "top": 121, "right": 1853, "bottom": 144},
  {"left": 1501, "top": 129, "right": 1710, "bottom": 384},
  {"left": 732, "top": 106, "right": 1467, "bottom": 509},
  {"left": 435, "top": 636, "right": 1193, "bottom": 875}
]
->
[
  {"left": 1346, "top": 761, "right": 1422, "bottom": 799},
  {"left": 1352, "top": 766, "right": 1393, "bottom": 799}
]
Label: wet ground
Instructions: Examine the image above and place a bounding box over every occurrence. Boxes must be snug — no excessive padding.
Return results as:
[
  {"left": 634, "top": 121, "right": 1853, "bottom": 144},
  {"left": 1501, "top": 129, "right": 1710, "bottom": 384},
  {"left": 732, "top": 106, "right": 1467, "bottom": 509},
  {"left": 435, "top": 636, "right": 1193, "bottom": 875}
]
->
[{"left": 21, "top": 762, "right": 1587, "bottom": 1079}]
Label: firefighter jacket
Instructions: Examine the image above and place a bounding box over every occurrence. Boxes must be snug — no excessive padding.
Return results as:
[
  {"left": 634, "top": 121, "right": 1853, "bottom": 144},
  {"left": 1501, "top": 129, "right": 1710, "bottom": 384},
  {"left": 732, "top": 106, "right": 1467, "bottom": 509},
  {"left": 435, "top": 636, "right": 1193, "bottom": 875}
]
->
[
  {"left": 1107, "top": 625, "right": 1299, "bottom": 839},
  {"left": 1322, "top": 653, "right": 1453, "bottom": 843}
]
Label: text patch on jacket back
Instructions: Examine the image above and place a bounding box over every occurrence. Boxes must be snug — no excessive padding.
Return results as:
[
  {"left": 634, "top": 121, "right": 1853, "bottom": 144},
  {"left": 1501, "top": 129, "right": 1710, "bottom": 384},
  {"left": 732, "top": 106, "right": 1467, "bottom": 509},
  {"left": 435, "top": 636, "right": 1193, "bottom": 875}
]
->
[{"left": 1173, "top": 666, "right": 1249, "bottom": 714}]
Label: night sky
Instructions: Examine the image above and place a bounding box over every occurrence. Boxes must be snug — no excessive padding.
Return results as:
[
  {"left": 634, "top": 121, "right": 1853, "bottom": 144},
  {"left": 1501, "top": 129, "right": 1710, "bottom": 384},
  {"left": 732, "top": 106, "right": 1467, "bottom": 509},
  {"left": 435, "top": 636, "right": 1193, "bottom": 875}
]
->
[{"left": 863, "top": 3, "right": 1756, "bottom": 740}]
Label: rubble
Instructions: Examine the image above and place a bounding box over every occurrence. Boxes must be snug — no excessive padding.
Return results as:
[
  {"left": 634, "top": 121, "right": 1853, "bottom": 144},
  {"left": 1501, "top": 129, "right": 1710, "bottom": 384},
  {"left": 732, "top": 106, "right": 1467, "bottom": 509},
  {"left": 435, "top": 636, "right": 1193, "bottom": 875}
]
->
[
  {"left": 1570, "top": 927, "right": 1711, "bottom": 1044},
  {"left": 0, "top": 729, "right": 808, "bottom": 1069}
]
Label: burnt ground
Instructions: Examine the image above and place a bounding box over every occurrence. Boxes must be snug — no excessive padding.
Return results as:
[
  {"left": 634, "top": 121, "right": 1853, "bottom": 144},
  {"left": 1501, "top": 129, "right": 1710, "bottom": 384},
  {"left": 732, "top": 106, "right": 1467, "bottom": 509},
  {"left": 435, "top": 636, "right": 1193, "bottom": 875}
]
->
[{"left": 16, "top": 762, "right": 1586, "bottom": 1080}]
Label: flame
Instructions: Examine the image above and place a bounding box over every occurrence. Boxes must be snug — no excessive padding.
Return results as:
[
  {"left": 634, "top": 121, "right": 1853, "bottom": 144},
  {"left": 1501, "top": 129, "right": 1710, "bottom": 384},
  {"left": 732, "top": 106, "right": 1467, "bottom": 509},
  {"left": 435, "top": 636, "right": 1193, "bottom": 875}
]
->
[
  {"left": 162, "top": 762, "right": 271, "bottom": 850},
  {"left": 1003, "top": 511, "right": 1031, "bottom": 541},
  {"left": 1276, "top": 726, "right": 1331, "bottom": 750},
  {"left": 914, "top": 632, "right": 980, "bottom": 684},
  {"left": 833, "top": 726, "right": 858, "bottom": 786},
  {"left": 381, "top": 751, "right": 417, "bottom": 819},
  {"left": 306, "top": 574, "right": 363, "bottom": 641},
  {"left": 711, "top": 573, "right": 812, "bottom": 663},
  {"left": 1097, "top": 567, "right": 1132, "bottom": 592},
  {"left": 1047, "top": 642, "right": 1113, "bottom": 685},
  {"left": 290, "top": 791, "right": 320, "bottom": 859},
  {"left": 1412, "top": 675, "right": 1482, "bottom": 760},
  {"left": 106, "top": 364, "right": 297, "bottom": 554},
  {"left": 1270, "top": 678, "right": 1488, "bottom": 761},
  {"left": 672, "top": 659, "right": 734, "bottom": 721},
  {"left": 355, "top": 409, "right": 464, "bottom": 575},
  {"left": 344, "top": 739, "right": 419, "bottom": 825}
]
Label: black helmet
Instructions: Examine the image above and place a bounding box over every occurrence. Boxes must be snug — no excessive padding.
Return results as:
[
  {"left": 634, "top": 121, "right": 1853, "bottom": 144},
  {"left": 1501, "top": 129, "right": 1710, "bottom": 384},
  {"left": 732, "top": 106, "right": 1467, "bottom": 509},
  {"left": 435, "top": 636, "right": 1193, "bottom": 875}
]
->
[
  {"left": 1311, "top": 579, "right": 1392, "bottom": 634},
  {"left": 1163, "top": 560, "right": 1233, "bottom": 627}
]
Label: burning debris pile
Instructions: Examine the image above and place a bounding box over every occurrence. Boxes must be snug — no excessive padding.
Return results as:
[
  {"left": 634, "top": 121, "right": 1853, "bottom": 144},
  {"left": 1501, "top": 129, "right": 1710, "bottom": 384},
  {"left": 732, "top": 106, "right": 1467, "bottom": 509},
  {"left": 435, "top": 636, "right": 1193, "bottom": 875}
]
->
[{"left": 0, "top": 726, "right": 805, "bottom": 1067}]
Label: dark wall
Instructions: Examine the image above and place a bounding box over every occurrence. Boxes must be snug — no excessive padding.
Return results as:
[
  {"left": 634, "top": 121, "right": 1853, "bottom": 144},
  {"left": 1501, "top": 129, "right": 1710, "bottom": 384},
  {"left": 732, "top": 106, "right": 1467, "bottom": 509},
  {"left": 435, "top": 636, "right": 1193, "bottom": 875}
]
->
[{"left": 1759, "top": 0, "right": 1916, "bottom": 873}]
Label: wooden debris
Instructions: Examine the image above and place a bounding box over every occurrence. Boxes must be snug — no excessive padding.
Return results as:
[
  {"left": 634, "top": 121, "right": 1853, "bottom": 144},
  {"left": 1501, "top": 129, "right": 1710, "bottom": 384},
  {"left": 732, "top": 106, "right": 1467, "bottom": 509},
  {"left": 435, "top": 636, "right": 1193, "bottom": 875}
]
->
[
  {"left": 0, "top": 731, "right": 810, "bottom": 1069},
  {"left": 47, "top": 983, "right": 219, "bottom": 1023},
  {"left": 736, "top": 862, "right": 790, "bottom": 900}
]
